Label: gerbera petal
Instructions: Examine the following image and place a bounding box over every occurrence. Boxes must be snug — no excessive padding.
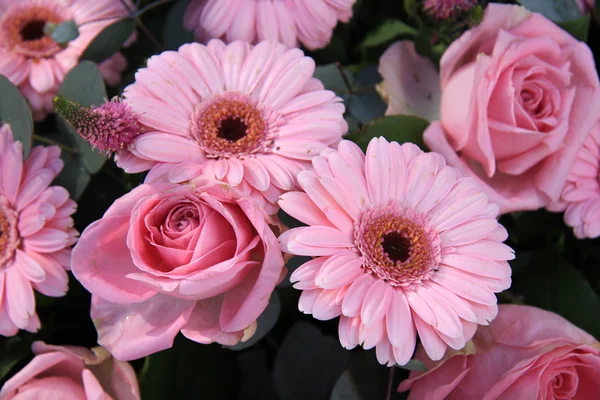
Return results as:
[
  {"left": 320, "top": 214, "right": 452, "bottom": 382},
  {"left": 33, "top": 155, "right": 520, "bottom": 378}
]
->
[
  {"left": 315, "top": 252, "right": 363, "bottom": 289},
  {"left": 341, "top": 273, "right": 376, "bottom": 317},
  {"left": 279, "top": 192, "right": 331, "bottom": 227},
  {"left": 312, "top": 288, "right": 343, "bottom": 320},
  {"left": 366, "top": 137, "right": 392, "bottom": 208},
  {"left": 361, "top": 279, "right": 393, "bottom": 326},
  {"left": 385, "top": 290, "right": 415, "bottom": 362}
]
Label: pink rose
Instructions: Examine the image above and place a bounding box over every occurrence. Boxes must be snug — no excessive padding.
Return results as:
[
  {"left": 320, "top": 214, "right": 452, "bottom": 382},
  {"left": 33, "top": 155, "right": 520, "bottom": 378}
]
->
[
  {"left": 71, "top": 181, "right": 285, "bottom": 360},
  {"left": 0, "top": 341, "right": 140, "bottom": 399},
  {"left": 398, "top": 305, "right": 600, "bottom": 399},
  {"left": 424, "top": 4, "right": 600, "bottom": 213}
]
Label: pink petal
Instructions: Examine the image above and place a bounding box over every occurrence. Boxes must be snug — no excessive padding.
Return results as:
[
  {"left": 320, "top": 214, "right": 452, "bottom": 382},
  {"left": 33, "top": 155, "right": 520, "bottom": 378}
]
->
[
  {"left": 71, "top": 216, "right": 157, "bottom": 304},
  {"left": 365, "top": 137, "right": 392, "bottom": 208},
  {"left": 341, "top": 273, "right": 376, "bottom": 317},
  {"left": 413, "top": 313, "right": 447, "bottom": 361},
  {"left": 361, "top": 279, "right": 392, "bottom": 326},
  {"left": 312, "top": 288, "right": 343, "bottom": 320},
  {"left": 431, "top": 268, "right": 498, "bottom": 305},
  {"left": 279, "top": 192, "right": 331, "bottom": 227},
  {"left": 315, "top": 252, "right": 363, "bottom": 289},
  {"left": 386, "top": 290, "right": 415, "bottom": 365},
  {"left": 92, "top": 294, "right": 195, "bottom": 361}
]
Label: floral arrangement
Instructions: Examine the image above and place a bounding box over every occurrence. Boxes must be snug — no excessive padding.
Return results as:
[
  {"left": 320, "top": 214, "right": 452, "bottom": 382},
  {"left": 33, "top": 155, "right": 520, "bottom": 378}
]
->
[{"left": 0, "top": 0, "right": 599, "bottom": 399}]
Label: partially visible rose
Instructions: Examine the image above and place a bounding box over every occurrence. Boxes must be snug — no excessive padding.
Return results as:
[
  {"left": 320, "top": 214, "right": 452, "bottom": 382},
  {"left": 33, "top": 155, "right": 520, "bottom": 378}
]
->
[
  {"left": 0, "top": 341, "right": 140, "bottom": 399},
  {"left": 398, "top": 305, "right": 600, "bottom": 399},
  {"left": 71, "top": 180, "right": 285, "bottom": 360},
  {"left": 377, "top": 40, "right": 441, "bottom": 121},
  {"left": 423, "top": 4, "right": 600, "bottom": 213}
]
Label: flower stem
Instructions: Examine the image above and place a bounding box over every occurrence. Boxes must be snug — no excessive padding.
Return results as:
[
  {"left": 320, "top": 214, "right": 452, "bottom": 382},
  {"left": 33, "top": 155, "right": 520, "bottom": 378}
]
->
[
  {"left": 386, "top": 366, "right": 395, "bottom": 400},
  {"left": 135, "top": 0, "right": 174, "bottom": 17},
  {"left": 33, "top": 135, "right": 78, "bottom": 155}
]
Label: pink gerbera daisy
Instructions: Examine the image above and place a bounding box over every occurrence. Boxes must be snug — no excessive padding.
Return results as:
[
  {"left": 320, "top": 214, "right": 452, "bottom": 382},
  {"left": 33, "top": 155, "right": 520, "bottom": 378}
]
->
[
  {"left": 183, "top": 0, "right": 356, "bottom": 50},
  {"left": 279, "top": 137, "right": 513, "bottom": 365},
  {"left": 550, "top": 122, "right": 600, "bottom": 239},
  {"left": 119, "top": 39, "right": 347, "bottom": 214},
  {"left": 0, "top": 0, "right": 135, "bottom": 120},
  {"left": 0, "top": 124, "right": 78, "bottom": 336}
]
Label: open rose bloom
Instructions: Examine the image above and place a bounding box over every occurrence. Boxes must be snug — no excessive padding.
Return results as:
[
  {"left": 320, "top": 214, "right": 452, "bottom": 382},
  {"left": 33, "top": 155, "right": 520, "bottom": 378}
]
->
[
  {"left": 71, "top": 180, "right": 284, "bottom": 360},
  {"left": 0, "top": 0, "right": 134, "bottom": 120},
  {"left": 118, "top": 39, "right": 346, "bottom": 214},
  {"left": 0, "top": 124, "right": 77, "bottom": 336},
  {"left": 399, "top": 3, "right": 600, "bottom": 213},
  {"left": 0, "top": 341, "right": 140, "bottom": 399},
  {"left": 279, "top": 137, "right": 513, "bottom": 366},
  {"left": 183, "top": 0, "right": 356, "bottom": 50},
  {"left": 399, "top": 305, "right": 600, "bottom": 399}
]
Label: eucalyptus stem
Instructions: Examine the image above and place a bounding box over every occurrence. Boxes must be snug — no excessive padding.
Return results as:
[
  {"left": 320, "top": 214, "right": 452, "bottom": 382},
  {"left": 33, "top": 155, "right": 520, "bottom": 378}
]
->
[
  {"left": 336, "top": 61, "right": 354, "bottom": 95},
  {"left": 33, "top": 135, "right": 78, "bottom": 155},
  {"left": 119, "top": 0, "right": 164, "bottom": 51},
  {"left": 135, "top": 0, "right": 174, "bottom": 17}
]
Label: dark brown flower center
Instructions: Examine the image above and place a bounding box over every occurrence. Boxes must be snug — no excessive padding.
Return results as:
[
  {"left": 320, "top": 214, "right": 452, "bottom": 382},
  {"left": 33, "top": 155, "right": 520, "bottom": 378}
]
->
[
  {"left": 382, "top": 231, "right": 411, "bottom": 263},
  {"left": 355, "top": 206, "right": 441, "bottom": 287},
  {"left": 218, "top": 117, "right": 248, "bottom": 142},
  {"left": 21, "top": 19, "right": 46, "bottom": 41},
  {"left": 190, "top": 94, "right": 270, "bottom": 159}
]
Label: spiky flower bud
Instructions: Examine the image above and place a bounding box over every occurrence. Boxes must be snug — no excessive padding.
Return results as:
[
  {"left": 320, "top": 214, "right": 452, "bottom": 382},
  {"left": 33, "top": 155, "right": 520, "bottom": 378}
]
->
[
  {"left": 53, "top": 96, "right": 142, "bottom": 155},
  {"left": 423, "top": 0, "right": 477, "bottom": 20}
]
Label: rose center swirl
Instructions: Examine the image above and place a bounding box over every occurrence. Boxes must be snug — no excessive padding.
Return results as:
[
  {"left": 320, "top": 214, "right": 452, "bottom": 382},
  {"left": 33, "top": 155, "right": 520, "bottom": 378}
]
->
[
  {"left": 190, "top": 94, "right": 271, "bottom": 159},
  {"left": 0, "top": 3, "right": 68, "bottom": 58},
  {"left": 355, "top": 206, "right": 441, "bottom": 287}
]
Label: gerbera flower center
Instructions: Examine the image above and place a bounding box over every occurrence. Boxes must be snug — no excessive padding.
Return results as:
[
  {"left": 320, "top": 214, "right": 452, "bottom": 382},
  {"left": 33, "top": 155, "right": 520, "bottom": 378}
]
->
[
  {"left": 355, "top": 206, "right": 441, "bottom": 287},
  {"left": 0, "top": 197, "right": 19, "bottom": 271},
  {"left": 190, "top": 93, "right": 271, "bottom": 159},
  {"left": 0, "top": 3, "right": 69, "bottom": 58}
]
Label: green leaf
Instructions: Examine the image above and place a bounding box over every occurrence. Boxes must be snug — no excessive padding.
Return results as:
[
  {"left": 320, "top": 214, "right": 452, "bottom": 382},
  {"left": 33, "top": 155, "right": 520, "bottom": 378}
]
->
[
  {"left": 274, "top": 322, "right": 351, "bottom": 399},
  {"left": 359, "top": 19, "right": 417, "bottom": 49},
  {"left": 225, "top": 291, "right": 281, "bottom": 351},
  {"left": 511, "top": 250, "right": 600, "bottom": 339},
  {"left": 398, "top": 359, "right": 427, "bottom": 372},
  {"left": 313, "top": 64, "right": 354, "bottom": 98},
  {"left": 330, "top": 350, "right": 389, "bottom": 400},
  {"left": 0, "top": 76, "right": 33, "bottom": 157},
  {"left": 52, "top": 151, "right": 92, "bottom": 200},
  {"left": 559, "top": 13, "right": 591, "bottom": 41},
  {"left": 0, "top": 336, "right": 33, "bottom": 382},
  {"left": 163, "top": 0, "right": 194, "bottom": 50},
  {"left": 345, "top": 115, "right": 430, "bottom": 151},
  {"left": 80, "top": 18, "right": 135, "bottom": 63},
  {"left": 519, "top": 0, "right": 583, "bottom": 22},
  {"left": 404, "top": 0, "right": 420, "bottom": 18},
  {"left": 45, "top": 21, "right": 79, "bottom": 45},
  {"left": 57, "top": 61, "right": 108, "bottom": 174},
  {"left": 140, "top": 337, "right": 239, "bottom": 400}
]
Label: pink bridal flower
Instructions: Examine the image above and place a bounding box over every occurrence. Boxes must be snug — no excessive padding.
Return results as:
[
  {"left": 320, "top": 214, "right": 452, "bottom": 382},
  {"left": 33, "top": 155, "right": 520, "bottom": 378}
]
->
[
  {"left": 71, "top": 180, "right": 285, "bottom": 360},
  {"left": 549, "top": 121, "right": 600, "bottom": 239},
  {"left": 420, "top": 4, "right": 600, "bottom": 213},
  {"left": 398, "top": 305, "right": 600, "bottom": 399},
  {"left": 119, "top": 39, "right": 346, "bottom": 214},
  {"left": 0, "top": 124, "right": 77, "bottom": 336},
  {"left": 0, "top": 0, "right": 135, "bottom": 120},
  {"left": 183, "top": 0, "right": 356, "bottom": 50},
  {"left": 0, "top": 341, "right": 140, "bottom": 399},
  {"left": 279, "top": 137, "right": 513, "bottom": 366}
]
